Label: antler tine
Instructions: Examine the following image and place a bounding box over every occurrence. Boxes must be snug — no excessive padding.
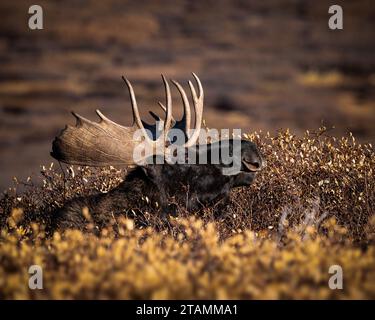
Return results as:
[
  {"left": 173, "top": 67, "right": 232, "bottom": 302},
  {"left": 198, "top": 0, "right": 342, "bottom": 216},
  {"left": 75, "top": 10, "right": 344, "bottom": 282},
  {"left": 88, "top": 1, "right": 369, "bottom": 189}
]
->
[
  {"left": 72, "top": 111, "right": 96, "bottom": 127},
  {"left": 157, "top": 102, "right": 176, "bottom": 125},
  {"left": 122, "top": 76, "right": 152, "bottom": 143},
  {"left": 171, "top": 79, "right": 191, "bottom": 134},
  {"left": 149, "top": 111, "right": 161, "bottom": 121},
  {"left": 184, "top": 73, "right": 204, "bottom": 147},
  {"left": 122, "top": 76, "right": 142, "bottom": 128},
  {"left": 158, "top": 101, "right": 166, "bottom": 112},
  {"left": 95, "top": 109, "right": 116, "bottom": 124},
  {"left": 161, "top": 75, "right": 172, "bottom": 138}
]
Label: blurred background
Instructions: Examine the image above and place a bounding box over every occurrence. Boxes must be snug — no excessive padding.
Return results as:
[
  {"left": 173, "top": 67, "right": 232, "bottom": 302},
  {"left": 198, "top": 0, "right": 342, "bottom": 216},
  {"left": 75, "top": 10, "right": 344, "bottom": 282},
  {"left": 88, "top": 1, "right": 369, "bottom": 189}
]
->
[{"left": 0, "top": 0, "right": 374, "bottom": 190}]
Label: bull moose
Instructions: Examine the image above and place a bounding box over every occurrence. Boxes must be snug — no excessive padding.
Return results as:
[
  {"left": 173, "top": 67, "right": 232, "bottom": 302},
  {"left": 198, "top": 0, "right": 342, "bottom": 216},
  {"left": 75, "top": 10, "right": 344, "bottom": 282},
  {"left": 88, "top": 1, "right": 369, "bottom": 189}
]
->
[{"left": 51, "top": 74, "right": 265, "bottom": 230}]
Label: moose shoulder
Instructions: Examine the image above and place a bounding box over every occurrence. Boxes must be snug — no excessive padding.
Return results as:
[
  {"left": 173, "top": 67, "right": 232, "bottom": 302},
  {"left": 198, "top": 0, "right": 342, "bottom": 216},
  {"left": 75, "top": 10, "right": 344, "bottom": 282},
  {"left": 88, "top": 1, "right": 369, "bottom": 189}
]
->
[{"left": 51, "top": 74, "right": 265, "bottom": 231}]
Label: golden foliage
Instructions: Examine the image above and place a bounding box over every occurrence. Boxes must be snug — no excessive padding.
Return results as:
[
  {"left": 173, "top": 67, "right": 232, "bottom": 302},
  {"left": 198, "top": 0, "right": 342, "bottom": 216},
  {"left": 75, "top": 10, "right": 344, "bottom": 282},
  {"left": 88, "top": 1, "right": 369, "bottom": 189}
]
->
[
  {"left": 0, "top": 128, "right": 374, "bottom": 299},
  {"left": 0, "top": 217, "right": 374, "bottom": 299}
]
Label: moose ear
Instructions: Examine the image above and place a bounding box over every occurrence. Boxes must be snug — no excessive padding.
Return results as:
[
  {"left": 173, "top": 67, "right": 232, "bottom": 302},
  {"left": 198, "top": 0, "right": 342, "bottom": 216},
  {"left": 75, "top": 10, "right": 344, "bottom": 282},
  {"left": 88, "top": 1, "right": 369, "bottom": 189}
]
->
[
  {"left": 140, "top": 162, "right": 162, "bottom": 180},
  {"left": 140, "top": 166, "right": 149, "bottom": 177},
  {"left": 140, "top": 165, "right": 155, "bottom": 178}
]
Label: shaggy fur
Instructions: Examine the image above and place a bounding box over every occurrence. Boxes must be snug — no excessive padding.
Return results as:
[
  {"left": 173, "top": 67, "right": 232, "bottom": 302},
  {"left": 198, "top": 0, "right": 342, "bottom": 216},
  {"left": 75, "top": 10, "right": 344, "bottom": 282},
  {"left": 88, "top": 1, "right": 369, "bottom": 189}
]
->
[{"left": 52, "top": 139, "right": 263, "bottom": 231}]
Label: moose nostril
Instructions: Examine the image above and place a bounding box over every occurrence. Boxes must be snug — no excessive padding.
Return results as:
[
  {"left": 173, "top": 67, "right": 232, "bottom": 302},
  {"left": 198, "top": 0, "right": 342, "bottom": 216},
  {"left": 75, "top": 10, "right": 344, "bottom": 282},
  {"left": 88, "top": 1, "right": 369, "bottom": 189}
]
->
[
  {"left": 243, "top": 160, "right": 262, "bottom": 171},
  {"left": 252, "top": 161, "right": 261, "bottom": 169}
]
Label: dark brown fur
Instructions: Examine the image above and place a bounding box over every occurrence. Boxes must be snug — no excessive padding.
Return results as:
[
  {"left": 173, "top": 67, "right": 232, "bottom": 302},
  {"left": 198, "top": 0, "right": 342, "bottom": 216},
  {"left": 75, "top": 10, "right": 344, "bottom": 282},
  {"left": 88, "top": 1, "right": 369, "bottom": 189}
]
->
[{"left": 52, "top": 139, "right": 263, "bottom": 231}]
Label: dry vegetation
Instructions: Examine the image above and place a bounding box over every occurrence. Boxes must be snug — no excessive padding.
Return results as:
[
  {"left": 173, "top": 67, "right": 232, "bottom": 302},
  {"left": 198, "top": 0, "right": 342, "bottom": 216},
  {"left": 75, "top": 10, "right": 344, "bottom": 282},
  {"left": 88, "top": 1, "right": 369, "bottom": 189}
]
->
[{"left": 1, "top": 128, "right": 375, "bottom": 299}]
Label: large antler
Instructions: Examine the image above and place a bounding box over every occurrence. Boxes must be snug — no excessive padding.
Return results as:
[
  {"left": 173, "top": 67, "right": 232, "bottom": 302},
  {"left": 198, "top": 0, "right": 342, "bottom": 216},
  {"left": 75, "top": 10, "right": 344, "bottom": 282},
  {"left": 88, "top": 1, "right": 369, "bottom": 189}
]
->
[
  {"left": 51, "top": 75, "right": 172, "bottom": 166},
  {"left": 158, "top": 73, "right": 204, "bottom": 147},
  {"left": 51, "top": 73, "right": 203, "bottom": 166}
]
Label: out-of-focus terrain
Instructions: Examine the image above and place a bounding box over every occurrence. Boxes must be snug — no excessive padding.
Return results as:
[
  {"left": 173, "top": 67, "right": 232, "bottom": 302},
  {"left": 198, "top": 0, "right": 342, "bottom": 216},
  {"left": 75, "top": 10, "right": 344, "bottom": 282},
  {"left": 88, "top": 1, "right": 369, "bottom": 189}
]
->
[{"left": 0, "top": 0, "right": 374, "bottom": 190}]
